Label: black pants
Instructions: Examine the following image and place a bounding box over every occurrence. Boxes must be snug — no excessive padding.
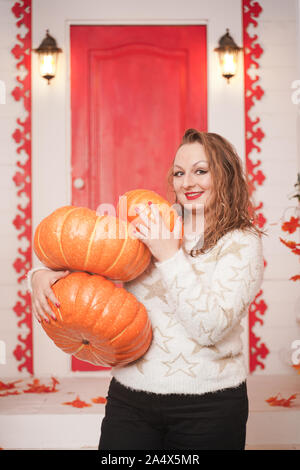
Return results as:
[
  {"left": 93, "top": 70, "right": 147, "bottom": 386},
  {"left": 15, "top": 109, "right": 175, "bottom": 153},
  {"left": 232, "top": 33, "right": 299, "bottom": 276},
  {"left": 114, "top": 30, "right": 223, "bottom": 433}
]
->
[{"left": 99, "top": 378, "right": 249, "bottom": 450}]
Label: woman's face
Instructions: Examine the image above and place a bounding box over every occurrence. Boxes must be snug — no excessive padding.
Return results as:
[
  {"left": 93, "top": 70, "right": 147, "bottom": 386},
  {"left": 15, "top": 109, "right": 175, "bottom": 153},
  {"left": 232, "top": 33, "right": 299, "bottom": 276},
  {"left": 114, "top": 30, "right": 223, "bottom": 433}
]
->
[{"left": 172, "top": 142, "right": 213, "bottom": 213}]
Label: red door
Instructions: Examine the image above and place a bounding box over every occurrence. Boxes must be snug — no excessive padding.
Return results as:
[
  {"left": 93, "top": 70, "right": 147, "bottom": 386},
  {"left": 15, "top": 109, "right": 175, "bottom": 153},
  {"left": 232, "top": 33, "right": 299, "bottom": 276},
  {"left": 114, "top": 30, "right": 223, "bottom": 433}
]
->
[{"left": 70, "top": 25, "right": 207, "bottom": 371}]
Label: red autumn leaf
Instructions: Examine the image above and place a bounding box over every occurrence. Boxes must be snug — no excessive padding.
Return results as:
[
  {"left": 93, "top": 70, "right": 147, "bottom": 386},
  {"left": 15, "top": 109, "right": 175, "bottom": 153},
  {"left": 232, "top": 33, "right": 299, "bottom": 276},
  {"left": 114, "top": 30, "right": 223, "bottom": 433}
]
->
[
  {"left": 279, "top": 238, "right": 300, "bottom": 254},
  {"left": 91, "top": 396, "right": 107, "bottom": 404},
  {"left": 265, "top": 393, "right": 297, "bottom": 407},
  {"left": 0, "top": 380, "right": 22, "bottom": 391},
  {"left": 265, "top": 395, "right": 277, "bottom": 403},
  {"left": 290, "top": 274, "right": 300, "bottom": 281},
  {"left": 62, "top": 396, "right": 92, "bottom": 408},
  {"left": 281, "top": 216, "right": 300, "bottom": 234},
  {"left": 23, "top": 377, "right": 59, "bottom": 394},
  {"left": 280, "top": 238, "right": 297, "bottom": 249}
]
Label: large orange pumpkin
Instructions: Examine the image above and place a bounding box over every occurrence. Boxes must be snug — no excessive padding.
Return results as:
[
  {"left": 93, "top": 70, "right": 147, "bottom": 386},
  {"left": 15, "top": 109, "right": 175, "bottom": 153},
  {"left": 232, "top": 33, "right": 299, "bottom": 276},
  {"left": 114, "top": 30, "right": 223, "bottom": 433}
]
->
[
  {"left": 41, "top": 272, "right": 152, "bottom": 367},
  {"left": 33, "top": 206, "right": 151, "bottom": 281},
  {"left": 117, "top": 189, "right": 183, "bottom": 236}
]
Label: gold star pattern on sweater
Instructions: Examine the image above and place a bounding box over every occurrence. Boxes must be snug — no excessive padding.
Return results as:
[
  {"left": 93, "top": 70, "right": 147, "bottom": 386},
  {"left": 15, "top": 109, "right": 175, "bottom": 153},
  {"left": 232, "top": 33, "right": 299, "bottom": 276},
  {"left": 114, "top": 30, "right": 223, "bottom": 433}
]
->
[
  {"left": 189, "top": 339, "right": 204, "bottom": 355},
  {"left": 164, "top": 311, "right": 180, "bottom": 328},
  {"left": 186, "top": 291, "right": 208, "bottom": 318},
  {"left": 204, "top": 240, "right": 248, "bottom": 264},
  {"left": 191, "top": 263, "right": 205, "bottom": 276},
  {"left": 220, "top": 307, "right": 235, "bottom": 327},
  {"left": 213, "top": 278, "right": 233, "bottom": 302},
  {"left": 206, "top": 343, "right": 221, "bottom": 356},
  {"left": 168, "top": 275, "right": 185, "bottom": 305},
  {"left": 220, "top": 240, "right": 248, "bottom": 260},
  {"left": 228, "top": 262, "right": 257, "bottom": 293},
  {"left": 215, "top": 354, "right": 240, "bottom": 374},
  {"left": 162, "top": 353, "right": 199, "bottom": 378},
  {"left": 135, "top": 357, "right": 150, "bottom": 375}
]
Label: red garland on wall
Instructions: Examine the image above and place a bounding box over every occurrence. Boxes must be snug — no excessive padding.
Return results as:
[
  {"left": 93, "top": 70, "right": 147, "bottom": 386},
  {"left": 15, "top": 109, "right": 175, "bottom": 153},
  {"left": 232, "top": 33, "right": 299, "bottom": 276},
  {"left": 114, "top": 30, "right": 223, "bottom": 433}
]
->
[
  {"left": 242, "top": 0, "right": 269, "bottom": 372},
  {"left": 11, "top": 0, "right": 33, "bottom": 374}
]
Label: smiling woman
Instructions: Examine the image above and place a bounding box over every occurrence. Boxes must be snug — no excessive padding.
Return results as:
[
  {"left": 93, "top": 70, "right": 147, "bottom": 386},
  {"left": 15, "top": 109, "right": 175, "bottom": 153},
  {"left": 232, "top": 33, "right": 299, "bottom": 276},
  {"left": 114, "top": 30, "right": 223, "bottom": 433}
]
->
[
  {"left": 28, "top": 128, "right": 266, "bottom": 451},
  {"left": 97, "top": 128, "right": 266, "bottom": 450}
]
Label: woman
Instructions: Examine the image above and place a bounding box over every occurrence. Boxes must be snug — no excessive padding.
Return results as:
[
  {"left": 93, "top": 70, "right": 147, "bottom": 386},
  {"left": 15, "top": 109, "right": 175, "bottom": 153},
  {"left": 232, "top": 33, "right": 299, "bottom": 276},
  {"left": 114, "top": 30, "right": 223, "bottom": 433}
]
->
[{"left": 28, "top": 129, "right": 265, "bottom": 450}]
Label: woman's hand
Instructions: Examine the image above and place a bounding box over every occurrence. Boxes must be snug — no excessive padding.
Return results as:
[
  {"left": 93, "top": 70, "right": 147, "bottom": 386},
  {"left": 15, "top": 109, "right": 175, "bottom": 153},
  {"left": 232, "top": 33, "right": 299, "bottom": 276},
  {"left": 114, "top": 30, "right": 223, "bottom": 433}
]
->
[
  {"left": 31, "top": 269, "right": 70, "bottom": 323},
  {"left": 133, "top": 204, "right": 183, "bottom": 263}
]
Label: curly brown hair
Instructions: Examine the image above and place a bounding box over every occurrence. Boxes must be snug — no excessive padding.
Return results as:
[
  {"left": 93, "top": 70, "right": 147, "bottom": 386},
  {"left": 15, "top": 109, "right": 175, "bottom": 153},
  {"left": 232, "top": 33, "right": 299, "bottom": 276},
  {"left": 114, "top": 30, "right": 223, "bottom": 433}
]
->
[{"left": 166, "top": 128, "right": 267, "bottom": 256}]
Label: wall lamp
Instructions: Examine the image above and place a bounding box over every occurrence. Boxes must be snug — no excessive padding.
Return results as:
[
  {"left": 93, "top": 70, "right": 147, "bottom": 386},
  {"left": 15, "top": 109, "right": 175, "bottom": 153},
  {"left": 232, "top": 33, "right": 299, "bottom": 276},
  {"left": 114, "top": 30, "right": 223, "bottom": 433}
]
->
[
  {"left": 214, "top": 29, "right": 243, "bottom": 83},
  {"left": 33, "top": 30, "right": 62, "bottom": 84}
]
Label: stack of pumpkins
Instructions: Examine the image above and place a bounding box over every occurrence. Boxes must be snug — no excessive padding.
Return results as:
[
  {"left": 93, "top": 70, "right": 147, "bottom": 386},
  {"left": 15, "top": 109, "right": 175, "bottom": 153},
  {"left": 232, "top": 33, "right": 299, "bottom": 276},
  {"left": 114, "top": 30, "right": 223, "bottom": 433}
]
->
[{"left": 33, "top": 189, "right": 179, "bottom": 368}]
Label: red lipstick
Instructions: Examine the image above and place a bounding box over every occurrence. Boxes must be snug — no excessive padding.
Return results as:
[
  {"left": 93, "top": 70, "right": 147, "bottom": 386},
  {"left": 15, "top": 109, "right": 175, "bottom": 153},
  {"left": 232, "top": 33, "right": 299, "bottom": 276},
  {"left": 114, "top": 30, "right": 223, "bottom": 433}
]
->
[{"left": 185, "top": 192, "right": 204, "bottom": 200}]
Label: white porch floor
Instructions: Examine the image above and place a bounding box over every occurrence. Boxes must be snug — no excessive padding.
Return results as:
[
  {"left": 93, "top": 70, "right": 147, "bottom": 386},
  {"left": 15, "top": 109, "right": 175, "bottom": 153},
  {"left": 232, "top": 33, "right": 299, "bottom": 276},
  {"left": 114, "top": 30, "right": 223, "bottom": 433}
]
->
[{"left": 0, "top": 374, "right": 299, "bottom": 450}]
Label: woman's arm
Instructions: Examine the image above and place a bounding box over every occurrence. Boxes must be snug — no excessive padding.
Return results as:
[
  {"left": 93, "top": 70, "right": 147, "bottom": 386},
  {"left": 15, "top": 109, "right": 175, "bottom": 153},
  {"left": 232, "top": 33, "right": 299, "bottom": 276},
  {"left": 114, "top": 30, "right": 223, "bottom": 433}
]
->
[
  {"left": 154, "top": 231, "right": 264, "bottom": 346},
  {"left": 27, "top": 266, "right": 52, "bottom": 293}
]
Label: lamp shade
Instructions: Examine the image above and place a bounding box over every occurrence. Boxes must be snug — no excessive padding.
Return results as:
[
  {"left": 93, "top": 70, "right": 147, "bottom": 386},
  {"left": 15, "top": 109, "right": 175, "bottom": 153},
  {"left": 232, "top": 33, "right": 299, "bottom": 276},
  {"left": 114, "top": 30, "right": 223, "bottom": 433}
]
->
[
  {"left": 214, "top": 29, "right": 242, "bottom": 83},
  {"left": 33, "top": 29, "right": 62, "bottom": 84}
]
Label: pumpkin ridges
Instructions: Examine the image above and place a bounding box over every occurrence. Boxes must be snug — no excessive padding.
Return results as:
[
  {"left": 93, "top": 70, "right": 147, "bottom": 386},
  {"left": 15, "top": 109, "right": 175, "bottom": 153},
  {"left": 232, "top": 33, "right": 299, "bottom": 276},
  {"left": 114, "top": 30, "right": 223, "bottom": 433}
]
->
[
  {"left": 115, "top": 320, "right": 152, "bottom": 362},
  {"left": 43, "top": 313, "right": 152, "bottom": 367},
  {"left": 34, "top": 206, "right": 151, "bottom": 281},
  {"left": 41, "top": 322, "right": 82, "bottom": 354},
  {"left": 51, "top": 273, "right": 81, "bottom": 325},
  {"left": 98, "top": 227, "right": 145, "bottom": 281},
  {"left": 76, "top": 317, "right": 152, "bottom": 366},
  {"left": 109, "top": 243, "right": 146, "bottom": 282},
  {"left": 60, "top": 207, "right": 96, "bottom": 269},
  {"left": 74, "top": 274, "right": 115, "bottom": 330},
  {"left": 56, "top": 206, "right": 79, "bottom": 266},
  {"left": 104, "top": 290, "right": 139, "bottom": 339},
  {"left": 33, "top": 224, "right": 62, "bottom": 269},
  {"left": 83, "top": 215, "right": 102, "bottom": 272},
  {"left": 76, "top": 348, "right": 106, "bottom": 366},
  {"left": 99, "top": 222, "right": 129, "bottom": 277},
  {"left": 118, "top": 234, "right": 149, "bottom": 281},
  {"left": 86, "top": 216, "right": 123, "bottom": 274},
  {"left": 74, "top": 336, "right": 117, "bottom": 365},
  {"left": 112, "top": 315, "right": 152, "bottom": 354},
  {"left": 104, "top": 216, "right": 150, "bottom": 281},
  {"left": 39, "top": 255, "right": 152, "bottom": 367},
  {"left": 126, "top": 239, "right": 151, "bottom": 281},
  {"left": 38, "top": 206, "right": 79, "bottom": 268},
  {"left": 110, "top": 303, "right": 149, "bottom": 347},
  {"left": 91, "top": 287, "right": 135, "bottom": 340}
]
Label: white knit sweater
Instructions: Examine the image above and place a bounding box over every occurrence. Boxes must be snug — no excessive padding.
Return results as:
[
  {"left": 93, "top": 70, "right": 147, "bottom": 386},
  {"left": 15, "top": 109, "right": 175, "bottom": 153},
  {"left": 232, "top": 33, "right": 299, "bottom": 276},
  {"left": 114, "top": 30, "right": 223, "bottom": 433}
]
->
[
  {"left": 28, "top": 228, "right": 264, "bottom": 396},
  {"left": 112, "top": 228, "right": 264, "bottom": 395}
]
